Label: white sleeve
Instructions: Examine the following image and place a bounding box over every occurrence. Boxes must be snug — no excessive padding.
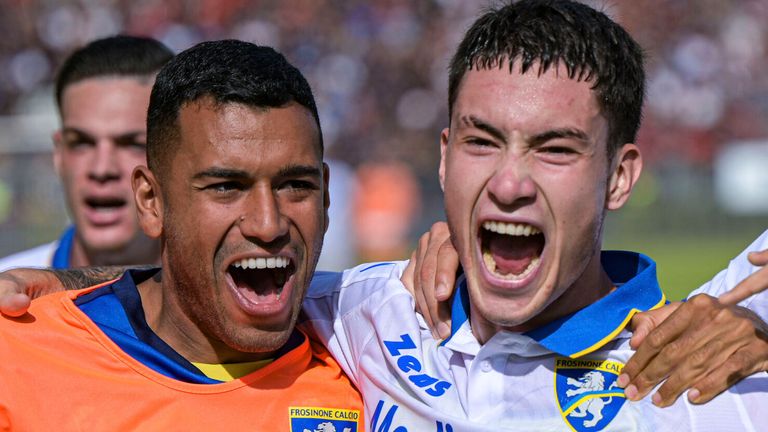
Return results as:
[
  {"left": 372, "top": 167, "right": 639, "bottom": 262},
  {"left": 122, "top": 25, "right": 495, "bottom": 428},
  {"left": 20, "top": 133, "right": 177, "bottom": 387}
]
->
[
  {"left": 689, "top": 230, "right": 768, "bottom": 322},
  {"left": 302, "top": 262, "right": 410, "bottom": 386}
]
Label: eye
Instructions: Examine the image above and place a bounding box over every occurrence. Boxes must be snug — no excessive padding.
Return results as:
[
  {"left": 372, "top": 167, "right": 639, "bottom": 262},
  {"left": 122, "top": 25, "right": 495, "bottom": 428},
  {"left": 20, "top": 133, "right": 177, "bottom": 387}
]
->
[
  {"left": 206, "top": 181, "right": 244, "bottom": 193},
  {"left": 281, "top": 179, "right": 318, "bottom": 191},
  {"left": 461, "top": 136, "right": 500, "bottom": 156},
  {"left": 541, "top": 146, "right": 576, "bottom": 154},
  {"left": 278, "top": 179, "right": 320, "bottom": 201},
  {"left": 123, "top": 139, "right": 147, "bottom": 151},
  {"left": 65, "top": 138, "right": 94, "bottom": 150},
  {"left": 465, "top": 137, "right": 496, "bottom": 147},
  {"left": 537, "top": 145, "right": 580, "bottom": 164},
  {"left": 111, "top": 134, "right": 146, "bottom": 152}
]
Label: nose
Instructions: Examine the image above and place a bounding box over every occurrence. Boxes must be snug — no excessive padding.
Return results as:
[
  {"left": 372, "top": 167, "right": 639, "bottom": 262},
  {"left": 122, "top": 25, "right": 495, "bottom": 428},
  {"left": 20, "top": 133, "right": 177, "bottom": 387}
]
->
[
  {"left": 239, "top": 186, "right": 290, "bottom": 246},
  {"left": 88, "top": 140, "right": 120, "bottom": 182},
  {"left": 486, "top": 153, "right": 537, "bottom": 208}
]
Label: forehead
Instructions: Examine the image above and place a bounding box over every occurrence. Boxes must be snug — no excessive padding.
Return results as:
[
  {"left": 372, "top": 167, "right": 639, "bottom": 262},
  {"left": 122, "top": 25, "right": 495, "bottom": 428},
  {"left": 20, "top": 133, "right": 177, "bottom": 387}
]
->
[
  {"left": 175, "top": 100, "right": 322, "bottom": 169},
  {"left": 60, "top": 77, "right": 152, "bottom": 128},
  {"left": 453, "top": 64, "right": 603, "bottom": 133}
]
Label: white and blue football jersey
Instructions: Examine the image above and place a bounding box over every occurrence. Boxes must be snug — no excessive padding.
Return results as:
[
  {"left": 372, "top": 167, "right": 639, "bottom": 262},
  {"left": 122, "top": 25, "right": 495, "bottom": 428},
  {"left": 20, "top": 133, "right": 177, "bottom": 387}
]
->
[{"left": 303, "top": 251, "right": 768, "bottom": 431}]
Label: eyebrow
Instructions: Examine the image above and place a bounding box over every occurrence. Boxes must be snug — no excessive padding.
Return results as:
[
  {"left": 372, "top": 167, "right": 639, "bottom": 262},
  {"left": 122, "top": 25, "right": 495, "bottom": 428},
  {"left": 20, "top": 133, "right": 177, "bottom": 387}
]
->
[
  {"left": 192, "top": 165, "right": 322, "bottom": 180},
  {"left": 61, "top": 127, "right": 145, "bottom": 142},
  {"left": 529, "top": 128, "right": 590, "bottom": 146},
  {"left": 460, "top": 115, "right": 507, "bottom": 142},
  {"left": 192, "top": 167, "right": 250, "bottom": 180},
  {"left": 458, "top": 116, "right": 590, "bottom": 146},
  {"left": 277, "top": 165, "right": 322, "bottom": 179}
]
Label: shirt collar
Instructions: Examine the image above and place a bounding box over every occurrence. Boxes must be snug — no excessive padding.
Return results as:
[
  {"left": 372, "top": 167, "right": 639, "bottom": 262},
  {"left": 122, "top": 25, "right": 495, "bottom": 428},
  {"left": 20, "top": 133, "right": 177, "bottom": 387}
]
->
[
  {"left": 442, "top": 251, "right": 665, "bottom": 358},
  {"left": 52, "top": 225, "right": 76, "bottom": 269}
]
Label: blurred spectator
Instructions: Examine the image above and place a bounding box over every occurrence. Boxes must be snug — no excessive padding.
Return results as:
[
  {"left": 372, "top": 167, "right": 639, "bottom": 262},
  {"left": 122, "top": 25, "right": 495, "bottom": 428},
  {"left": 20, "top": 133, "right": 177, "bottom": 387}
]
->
[{"left": 353, "top": 161, "right": 420, "bottom": 262}]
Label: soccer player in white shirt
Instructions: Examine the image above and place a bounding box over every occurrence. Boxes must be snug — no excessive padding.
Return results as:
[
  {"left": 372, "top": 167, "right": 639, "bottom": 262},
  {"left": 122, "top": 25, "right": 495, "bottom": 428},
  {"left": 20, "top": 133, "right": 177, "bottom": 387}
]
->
[{"left": 300, "top": 1, "right": 768, "bottom": 430}]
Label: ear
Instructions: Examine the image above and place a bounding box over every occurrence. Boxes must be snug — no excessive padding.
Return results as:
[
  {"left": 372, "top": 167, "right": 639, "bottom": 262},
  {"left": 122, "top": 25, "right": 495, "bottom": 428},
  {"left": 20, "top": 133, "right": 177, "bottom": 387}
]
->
[
  {"left": 606, "top": 143, "right": 642, "bottom": 211},
  {"left": 52, "top": 130, "right": 63, "bottom": 176},
  {"left": 439, "top": 127, "right": 450, "bottom": 192},
  {"left": 133, "top": 166, "right": 163, "bottom": 238},
  {"left": 322, "top": 162, "right": 331, "bottom": 234}
]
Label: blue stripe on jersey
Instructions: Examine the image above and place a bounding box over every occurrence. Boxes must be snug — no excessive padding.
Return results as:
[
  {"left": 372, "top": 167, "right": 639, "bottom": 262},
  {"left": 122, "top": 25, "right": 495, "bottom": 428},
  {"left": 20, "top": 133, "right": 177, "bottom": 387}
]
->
[
  {"left": 444, "top": 251, "right": 665, "bottom": 357},
  {"left": 51, "top": 225, "right": 76, "bottom": 269},
  {"left": 75, "top": 269, "right": 220, "bottom": 384},
  {"left": 360, "top": 262, "right": 395, "bottom": 272},
  {"left": 439, "top": 275, "right": 470, "bottom": 347}
]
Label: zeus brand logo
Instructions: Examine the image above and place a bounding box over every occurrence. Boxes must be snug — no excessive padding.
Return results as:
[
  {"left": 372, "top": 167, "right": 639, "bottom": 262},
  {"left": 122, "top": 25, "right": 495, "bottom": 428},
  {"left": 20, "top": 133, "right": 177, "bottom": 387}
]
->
[{"left": 383, "top": 334, "right": 452, "bottom": 397}]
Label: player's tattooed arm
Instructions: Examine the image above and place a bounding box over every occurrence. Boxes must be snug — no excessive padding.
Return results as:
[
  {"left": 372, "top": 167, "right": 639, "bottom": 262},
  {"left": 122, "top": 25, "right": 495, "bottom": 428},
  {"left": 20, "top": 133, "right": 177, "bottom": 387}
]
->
[
  {"left": 0, "top": 266, "right": 149, "bottom": 316},
  {"left": 48, "top": 266, "right": 140, "bottom": 290}
]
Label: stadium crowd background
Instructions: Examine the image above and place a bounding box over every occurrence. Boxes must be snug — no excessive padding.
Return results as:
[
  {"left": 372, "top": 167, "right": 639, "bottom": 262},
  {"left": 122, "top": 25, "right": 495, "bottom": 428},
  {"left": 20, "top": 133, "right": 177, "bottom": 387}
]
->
[{"left": 0, "top": 0, "right": 766, "bottom": 298}]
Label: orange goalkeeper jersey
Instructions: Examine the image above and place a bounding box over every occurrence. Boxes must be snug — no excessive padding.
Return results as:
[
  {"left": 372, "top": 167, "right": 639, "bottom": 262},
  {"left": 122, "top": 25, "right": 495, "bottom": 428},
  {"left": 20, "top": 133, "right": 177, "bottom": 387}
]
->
[{"left": 0, "top": 281, "right": 363, "bottom": 431}]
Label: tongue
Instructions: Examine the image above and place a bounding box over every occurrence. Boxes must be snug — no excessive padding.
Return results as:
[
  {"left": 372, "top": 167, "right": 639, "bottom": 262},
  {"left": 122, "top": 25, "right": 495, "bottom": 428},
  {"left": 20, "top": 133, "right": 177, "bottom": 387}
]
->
[
  {"left": 488, "top": 235, "right": 541, "bottom": 275},
  {"left": 230, "top": 268, "right": 282, "bottom": 303}
]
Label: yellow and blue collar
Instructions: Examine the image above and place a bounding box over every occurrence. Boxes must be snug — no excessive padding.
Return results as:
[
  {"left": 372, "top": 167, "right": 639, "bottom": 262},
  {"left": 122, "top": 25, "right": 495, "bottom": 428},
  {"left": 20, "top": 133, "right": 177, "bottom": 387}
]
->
[{"left": 443, "top": 251, "right": 666, "bottom": 358}]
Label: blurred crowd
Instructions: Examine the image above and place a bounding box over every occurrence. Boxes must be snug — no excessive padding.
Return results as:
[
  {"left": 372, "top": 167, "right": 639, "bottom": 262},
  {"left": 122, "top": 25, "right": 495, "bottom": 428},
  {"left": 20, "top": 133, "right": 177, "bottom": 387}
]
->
[{"left": 0, "top": 0, "right": 767, "bottom": 265}]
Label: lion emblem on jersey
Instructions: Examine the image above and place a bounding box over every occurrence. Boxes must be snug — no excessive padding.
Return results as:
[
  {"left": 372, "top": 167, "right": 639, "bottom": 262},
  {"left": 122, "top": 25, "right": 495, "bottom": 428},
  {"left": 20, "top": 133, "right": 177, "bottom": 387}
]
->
[
  {"left": 566, "top": 371, "right": 605, "bottom": 395},
  {"left": 565, "top": 371, "right": 621, "bottom": 427},
  {"left": 555, "top": 357, "right": 627, "bottom": 431},
  {"left": 303, "top": 422, "right": 353, "bottom": 432}
]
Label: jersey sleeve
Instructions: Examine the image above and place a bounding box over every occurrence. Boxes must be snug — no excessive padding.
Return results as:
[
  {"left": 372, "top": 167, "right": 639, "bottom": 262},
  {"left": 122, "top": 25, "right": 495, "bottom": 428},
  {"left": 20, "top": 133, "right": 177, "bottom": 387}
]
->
[
  {"left": 302, "top": 262, "right": 413, "bottom": 387},
  {"left": 689, "top": 230, "right": 768, "bottom": 322}
]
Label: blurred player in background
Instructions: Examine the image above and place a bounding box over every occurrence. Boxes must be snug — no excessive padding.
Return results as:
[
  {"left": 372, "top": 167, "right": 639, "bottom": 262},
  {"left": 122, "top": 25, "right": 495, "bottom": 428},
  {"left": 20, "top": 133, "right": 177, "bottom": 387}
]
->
[{"left": 0, "top": 35, "right": 172, "bottom": 270}]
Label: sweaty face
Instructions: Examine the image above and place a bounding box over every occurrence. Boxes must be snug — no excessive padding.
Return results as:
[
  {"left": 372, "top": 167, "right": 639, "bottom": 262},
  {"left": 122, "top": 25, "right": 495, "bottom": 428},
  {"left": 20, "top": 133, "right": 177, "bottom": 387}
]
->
[
  {"left": 156, "top": 100, "right": 327, "bottom": 361},
  {"left": 55, "top": 78, "right": 154, "bottom": 263},
  {"left": 440, "top": 65, "right": 618, "bottom": 341}
]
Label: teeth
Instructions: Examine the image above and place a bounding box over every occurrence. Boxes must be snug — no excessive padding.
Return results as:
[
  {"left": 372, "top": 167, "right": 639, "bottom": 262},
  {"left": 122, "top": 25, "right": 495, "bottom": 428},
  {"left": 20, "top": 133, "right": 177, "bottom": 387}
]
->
[
  {"left": 482, "top": 221, "right": 540, "bottom": 236},
  {"left": 232, "top": 257, "right": 289, "bottom": 269}
]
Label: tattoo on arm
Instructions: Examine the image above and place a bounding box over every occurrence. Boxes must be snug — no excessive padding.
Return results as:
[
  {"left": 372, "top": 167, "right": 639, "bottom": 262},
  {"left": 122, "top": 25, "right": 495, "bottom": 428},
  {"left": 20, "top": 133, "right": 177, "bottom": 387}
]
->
[{"left": 47, "top": 266, "right": 154, "bottom": 290}]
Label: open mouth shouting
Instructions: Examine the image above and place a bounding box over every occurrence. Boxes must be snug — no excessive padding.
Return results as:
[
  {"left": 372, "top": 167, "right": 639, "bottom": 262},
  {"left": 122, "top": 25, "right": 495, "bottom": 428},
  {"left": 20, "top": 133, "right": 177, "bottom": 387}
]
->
[
  {"left": 480, "top": 221, "right": 545, "bottom": 283},
  {"left": 226, "top": 255, "right": 297, "bottom": 318},
  {"left": 83, "top": 195, "right": 128, "bottom": 226}
]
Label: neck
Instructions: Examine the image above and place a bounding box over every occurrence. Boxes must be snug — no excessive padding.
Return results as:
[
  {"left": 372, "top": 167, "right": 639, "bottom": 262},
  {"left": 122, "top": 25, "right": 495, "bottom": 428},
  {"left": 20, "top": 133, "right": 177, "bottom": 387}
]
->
[
  {"left": 471, "top": 252, "right": 615, "bottom": 343},
  {"left": 69, "top": 235, "right": 161, "bottom": 268},
  {"left": 137, "top": 270, "right": 276, "bottom": 364}
]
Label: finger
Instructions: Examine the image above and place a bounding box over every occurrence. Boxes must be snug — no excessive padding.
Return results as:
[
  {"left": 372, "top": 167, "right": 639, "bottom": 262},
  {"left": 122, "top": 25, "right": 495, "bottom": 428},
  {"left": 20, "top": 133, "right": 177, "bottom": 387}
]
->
[
  {"left": 621, "top": 300, "right": 702, "bottom": 397},
  {"left": 686, "top": 348, "right": 767, "bottom": 404},
  {"left": 414, "top": 234, "right": 445, "bottom": 339},
  {"left": 629, "top": 325, "right": 717, "bottom": 401},
  {"left": 433, "top": 248, "right": 455, "bottom": 340},
  {"left": 628, "top": 302, "right": 681, "bottom": 349},
  {"left": 631, "top": 297, "right": 757, "bottom": 402},
  {"left": 411, "top": 236, "right": 434, "bottom": 327},
  {"left": 649, "top": 337, "right": 728, "bottom": 407},
  {"left": 747, "top": 249, "right": 768, "bottom": 266},
  {"left": 0, "top": 293, "right": 32, "bottom": 317},
  {"left": 434, "top": 239, "right": 459, "bottom": 301},
  {"left": 401, "top": 250, "right": 417, "bottom": 296},
  {"left": 414, "top": 232, "right": 439, "bottom": 339},
  {"left": 719, "top": 264, "right": 768, "bottom": 305}
]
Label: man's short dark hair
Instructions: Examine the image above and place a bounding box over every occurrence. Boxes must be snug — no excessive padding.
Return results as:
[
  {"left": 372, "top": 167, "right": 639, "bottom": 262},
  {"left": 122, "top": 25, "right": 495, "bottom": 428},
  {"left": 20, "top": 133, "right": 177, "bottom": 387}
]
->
[
  {"left": 146, "top": 40, "right": 323, "bottom": 175},
  {"left": 448, "top": 0, "right": 645, "bottom": 157},
  {"left": 55, "top": 35, "right": 173, "bottom": 110}
]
